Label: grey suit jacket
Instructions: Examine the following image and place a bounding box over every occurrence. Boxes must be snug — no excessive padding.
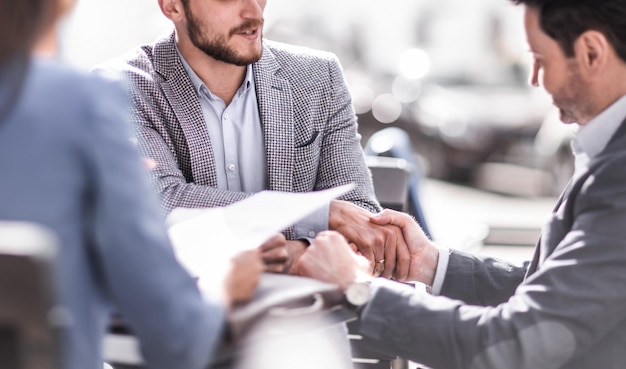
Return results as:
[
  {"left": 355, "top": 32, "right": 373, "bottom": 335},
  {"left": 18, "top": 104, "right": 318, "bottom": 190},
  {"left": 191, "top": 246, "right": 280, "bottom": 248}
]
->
[
  {"left": 99, "top": 33, "right": 380, "bottom": 235},
  {"left": 0, "top": 59, "right": 224, "bottom": 369},
  {"left": 358, "top": 119, "right": 626, "bottom": 369}
]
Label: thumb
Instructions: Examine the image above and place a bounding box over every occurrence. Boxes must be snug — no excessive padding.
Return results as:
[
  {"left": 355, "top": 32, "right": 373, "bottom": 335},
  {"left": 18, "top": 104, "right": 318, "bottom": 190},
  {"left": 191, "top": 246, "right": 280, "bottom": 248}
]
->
[{"left": 369, "top": 209, "right": 393, "bottom": 225}]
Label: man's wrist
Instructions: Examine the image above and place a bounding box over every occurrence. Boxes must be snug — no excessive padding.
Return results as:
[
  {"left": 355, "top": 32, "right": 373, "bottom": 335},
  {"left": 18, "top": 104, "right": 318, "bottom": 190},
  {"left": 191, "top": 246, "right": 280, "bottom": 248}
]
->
[
  {"left": 328, "top": 199, "right": 342, "bottom": 230},
  {"left": 410, "top": 241, "right": 439, "bottom": 286}
]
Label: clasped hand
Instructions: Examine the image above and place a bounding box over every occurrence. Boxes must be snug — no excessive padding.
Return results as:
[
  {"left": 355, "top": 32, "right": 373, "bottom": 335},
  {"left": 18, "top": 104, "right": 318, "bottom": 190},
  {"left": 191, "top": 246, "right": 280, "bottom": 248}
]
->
[
  {"left": 327, "top": 204, "right": 438, "bottom": 283},
  {"left": 330, "top": 201, "right": 419, "bottom": 281}
]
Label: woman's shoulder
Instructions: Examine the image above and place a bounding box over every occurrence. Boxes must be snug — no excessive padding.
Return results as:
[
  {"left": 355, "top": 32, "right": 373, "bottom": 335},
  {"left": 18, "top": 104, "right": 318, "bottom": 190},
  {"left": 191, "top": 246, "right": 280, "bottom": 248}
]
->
[
  {"left": 30, "top": 59, "right": 126, "bottom": 103},
  {"left": 24, "top": 59, "right": 128, "bottom": 126},
  {"left": 15, "top": 59, "right": 131, "bottom": 145}
]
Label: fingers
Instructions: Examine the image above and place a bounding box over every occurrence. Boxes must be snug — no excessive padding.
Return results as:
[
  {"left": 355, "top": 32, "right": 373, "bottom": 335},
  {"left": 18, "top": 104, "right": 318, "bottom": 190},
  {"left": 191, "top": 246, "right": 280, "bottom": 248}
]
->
[
  {"left": 370, "top": 209, "right": 411, "bottom": 227},
  {"left": 381, "top": 226, "right": 398, "bottom": 279},
  {"left": 259, "top": 234, "right": 289, "bottom": 273},
  {"left": 299, "top": 231, "right": 360, "bottom": 290},
  {"left": 329, "top": 202, "right": 420, "bottom": 281},
  {"left": 357, "top": 242, "right": 375, "bottom": 266},
  {"left": 224, "top": 249, "right": 264, "bottom": 306},
  {"left": 352, "top": 227, "right": 384, "bottom": 268},
  {"left": 369, "top": 209, "right": 393, "bottom": 225},
  {"left": 264, "top": 263, "right": 286, "bottom": 274},
  {"left": 393, "top": 233, "right": 411, "bottom": 281},
  {"left": 329, "top": 200, "right": 376, "bottom": 263},
  {"left": 261, "top": 246, "right": 288, "bottom": 264},
  {"left": 372, "top": 260, "right": 385, "bottom": 277},
  {"left": 259, "top": 234, "right": 287, "bottom": 251},
  {"left": 363, "top": 212, "right": 419, "bottom": 281},
  {"left": 284, "top": 240, "right": 308, "bottom": 275}
]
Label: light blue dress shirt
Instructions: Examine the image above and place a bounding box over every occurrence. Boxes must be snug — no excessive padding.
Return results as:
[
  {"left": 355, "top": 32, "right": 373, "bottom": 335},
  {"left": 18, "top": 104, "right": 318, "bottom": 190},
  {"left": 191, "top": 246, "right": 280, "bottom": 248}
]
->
[
  {"left": 177, "top": 50, "right": 328, "bottom": 240},
  {"left": 178, "top": 55, "right": 267, "bottom": 193}
]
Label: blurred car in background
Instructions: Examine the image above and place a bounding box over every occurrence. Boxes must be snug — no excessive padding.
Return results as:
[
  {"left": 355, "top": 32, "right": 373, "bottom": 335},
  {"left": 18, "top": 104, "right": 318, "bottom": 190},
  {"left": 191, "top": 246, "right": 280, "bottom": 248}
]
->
[
  {"left": 353, "top": 49, "right": 574, "bottom": 197},
  {"left": 409, "top": 69, "right": 551, "bottom": 181}
]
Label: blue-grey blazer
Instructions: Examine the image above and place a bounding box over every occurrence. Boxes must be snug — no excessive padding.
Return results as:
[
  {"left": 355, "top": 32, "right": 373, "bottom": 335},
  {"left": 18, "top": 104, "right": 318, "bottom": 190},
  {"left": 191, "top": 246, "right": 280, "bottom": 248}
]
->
[{"left": 0, "top": 59, "right": 224, "bottom": 369}]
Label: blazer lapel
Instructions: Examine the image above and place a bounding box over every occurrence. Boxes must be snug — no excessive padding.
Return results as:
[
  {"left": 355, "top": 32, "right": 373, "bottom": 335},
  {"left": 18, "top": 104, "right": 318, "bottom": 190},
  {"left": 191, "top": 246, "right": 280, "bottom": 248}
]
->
[
  {"left": 253, "top": 45, "right": 294, "bottom": 192},
  {"left": 153, "top": 33, "right": 218, "bottom": 187},
  {"left": 528, "top": 117, "right": 626, "bottom": 277},
  {"left": 526, "top": 177, "right": 573, "bottom": 277}
]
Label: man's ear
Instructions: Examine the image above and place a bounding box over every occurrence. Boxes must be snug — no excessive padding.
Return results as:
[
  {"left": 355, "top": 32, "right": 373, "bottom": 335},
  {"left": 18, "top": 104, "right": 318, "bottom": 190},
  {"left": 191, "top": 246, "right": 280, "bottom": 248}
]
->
[
  {"left": 158, "top": 0, "right": 185, "bottom": 22},
  {"left": 574, "top": 30, "right": 609, "bottom": 75}
]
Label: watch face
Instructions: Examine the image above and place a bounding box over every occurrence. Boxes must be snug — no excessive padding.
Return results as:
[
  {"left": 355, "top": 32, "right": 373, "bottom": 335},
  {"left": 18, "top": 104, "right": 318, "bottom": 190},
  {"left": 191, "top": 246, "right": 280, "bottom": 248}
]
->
[{"left": 346, "top": 282, "right": 371, "bottom": 306}]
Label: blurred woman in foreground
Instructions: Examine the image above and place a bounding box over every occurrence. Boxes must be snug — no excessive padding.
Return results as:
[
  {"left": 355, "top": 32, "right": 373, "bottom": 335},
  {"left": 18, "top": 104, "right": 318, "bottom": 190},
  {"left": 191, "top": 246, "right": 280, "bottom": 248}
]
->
[{"left": 0, "top": 1, "right": 264, "bottom": 368}]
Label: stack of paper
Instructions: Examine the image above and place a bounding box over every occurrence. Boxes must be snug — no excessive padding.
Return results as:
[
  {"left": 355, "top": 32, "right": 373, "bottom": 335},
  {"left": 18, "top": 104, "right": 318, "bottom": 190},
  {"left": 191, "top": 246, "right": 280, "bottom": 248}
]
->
[{"left": 167, "top": 184, "right": 354, "bottom": 279}]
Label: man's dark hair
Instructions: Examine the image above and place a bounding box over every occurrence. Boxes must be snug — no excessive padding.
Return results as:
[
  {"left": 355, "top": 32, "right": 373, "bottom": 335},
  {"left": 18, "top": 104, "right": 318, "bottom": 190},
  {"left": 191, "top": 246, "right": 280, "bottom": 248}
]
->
[{"left": 512, "top": 0, "right": 626, "bottom": 63}]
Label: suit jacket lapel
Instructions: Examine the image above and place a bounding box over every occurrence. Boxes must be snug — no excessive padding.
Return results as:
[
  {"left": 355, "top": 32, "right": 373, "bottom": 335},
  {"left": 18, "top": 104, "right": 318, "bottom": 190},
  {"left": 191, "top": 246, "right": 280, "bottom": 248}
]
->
[
  {"left": 153, "top": 33, "right": 218, "bottom": 187},
  {"left": 253, "top": 45, "right": 294, "bottom": 192},
  {"left": 528, "top": 117, "right": 626, "bottom": 277},
  {"left": 526, "top": 177, "right": 572, "bottom": 277}
]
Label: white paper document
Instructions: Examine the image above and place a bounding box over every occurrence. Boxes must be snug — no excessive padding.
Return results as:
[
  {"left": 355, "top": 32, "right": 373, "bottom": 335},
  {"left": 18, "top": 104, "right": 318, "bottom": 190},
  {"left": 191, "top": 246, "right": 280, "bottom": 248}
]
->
[{"left": 167, "top": 184, "right": 354, "bottom": 278}]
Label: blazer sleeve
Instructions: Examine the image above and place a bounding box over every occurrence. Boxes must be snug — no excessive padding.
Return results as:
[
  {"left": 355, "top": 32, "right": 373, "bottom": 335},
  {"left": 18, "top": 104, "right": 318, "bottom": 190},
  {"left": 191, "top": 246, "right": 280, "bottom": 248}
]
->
[
  {"left": 80, "top": 77, "right": 225, "bottom": 369},
  {"left": 357, "top": 150, "right": 626, "bottom": 369},
  {"left": 439, "top": 249, "right": 527, "bottom": 306},
  {"left": 314, "top": 56, "right": 381, "bottom": 214}
]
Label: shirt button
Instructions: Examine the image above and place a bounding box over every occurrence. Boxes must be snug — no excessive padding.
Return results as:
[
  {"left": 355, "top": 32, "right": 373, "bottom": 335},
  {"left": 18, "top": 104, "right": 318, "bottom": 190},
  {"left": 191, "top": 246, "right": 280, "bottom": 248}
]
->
[
  {"left": 223, "top": 113, "right": 229, "bottom": 120},
  {"left": 308, "top": 231, "right": 316, "bottom": 238},
  {"left": 228, "top": 164, "right": 236, "bottom": 172}
]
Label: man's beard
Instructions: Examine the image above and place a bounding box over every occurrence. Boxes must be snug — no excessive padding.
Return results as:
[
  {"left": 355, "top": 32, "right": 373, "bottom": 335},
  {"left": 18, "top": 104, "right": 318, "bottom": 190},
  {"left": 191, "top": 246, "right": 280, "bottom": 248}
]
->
[
  {"left": 553, "top": 60, "right": 593, "bottom": 124},
  {"left": 184, "top": 7, "right": 263, "bottom": 66}
]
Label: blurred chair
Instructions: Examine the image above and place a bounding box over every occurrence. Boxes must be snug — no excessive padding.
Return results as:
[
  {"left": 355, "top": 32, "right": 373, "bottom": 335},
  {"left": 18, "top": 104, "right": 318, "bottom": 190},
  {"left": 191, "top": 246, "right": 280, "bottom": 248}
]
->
[
  {"left": 358, "top": 127, "right": 433, "bottom": 369},
  {"left": 348, "top": 317, "right": 407, "bottom": 369},
  {"left": 365, "top": 155, "right": 411, "bottom": 213},
  {"left": 0, "top": 221, "right": 61, "bottom": 369},
  {"left": 346, "top": 157, "right": 411, "bottom": 369},
  {"left": 365, "top": 127, "right": 432, "bottom": 240}
]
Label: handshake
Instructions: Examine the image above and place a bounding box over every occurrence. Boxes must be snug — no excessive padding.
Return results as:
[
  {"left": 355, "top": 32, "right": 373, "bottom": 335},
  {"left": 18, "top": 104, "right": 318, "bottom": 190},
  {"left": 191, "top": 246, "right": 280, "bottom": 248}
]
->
[{"left": 214, "top": 205, "right": 438, "bottom": 308}]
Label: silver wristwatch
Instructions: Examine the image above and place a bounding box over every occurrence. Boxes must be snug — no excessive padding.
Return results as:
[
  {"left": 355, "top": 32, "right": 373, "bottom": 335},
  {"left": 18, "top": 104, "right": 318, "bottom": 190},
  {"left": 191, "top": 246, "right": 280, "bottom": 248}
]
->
[{"left": 345, "top": 280, "right": 372, "bottom": 309}]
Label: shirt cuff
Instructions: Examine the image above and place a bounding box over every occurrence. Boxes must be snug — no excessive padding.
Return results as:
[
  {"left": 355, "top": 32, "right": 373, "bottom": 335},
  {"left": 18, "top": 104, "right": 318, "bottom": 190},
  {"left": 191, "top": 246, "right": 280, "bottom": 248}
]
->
[
  {"left": 292, "top": 201, "right": 330, "bottom": 240},
  {"left": 429, "top": 245, "right": 450, "bottom": 295}
]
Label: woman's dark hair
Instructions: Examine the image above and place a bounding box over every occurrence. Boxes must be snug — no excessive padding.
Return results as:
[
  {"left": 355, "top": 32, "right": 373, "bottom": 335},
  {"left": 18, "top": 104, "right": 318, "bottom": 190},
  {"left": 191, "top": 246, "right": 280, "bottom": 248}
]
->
[
  {"left": 0, "top": 0, "right": 55, "bottom": 121},
  {"left": 0, "top": 0, "right": 55, "bottom": 64},
  {"left": 512, "top": 0, "right": 626, "bottom": 63}
]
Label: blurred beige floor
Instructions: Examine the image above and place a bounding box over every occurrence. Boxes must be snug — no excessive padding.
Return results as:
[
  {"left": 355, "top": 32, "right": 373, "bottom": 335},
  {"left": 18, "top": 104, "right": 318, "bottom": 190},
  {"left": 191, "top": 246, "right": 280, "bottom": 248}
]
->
[{"left": 420, "top": 178, "right": 556, "bottom": 265}]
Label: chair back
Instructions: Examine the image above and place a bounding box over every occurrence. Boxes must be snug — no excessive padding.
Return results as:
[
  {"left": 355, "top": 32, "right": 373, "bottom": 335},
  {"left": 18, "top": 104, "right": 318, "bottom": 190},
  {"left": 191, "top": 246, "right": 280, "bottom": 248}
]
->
[
  {"left": 0, "top": 221, "right": 61, "bottom": 369},
  {"left": 366, "top": 155, "right": 411, "bottom": 212}
]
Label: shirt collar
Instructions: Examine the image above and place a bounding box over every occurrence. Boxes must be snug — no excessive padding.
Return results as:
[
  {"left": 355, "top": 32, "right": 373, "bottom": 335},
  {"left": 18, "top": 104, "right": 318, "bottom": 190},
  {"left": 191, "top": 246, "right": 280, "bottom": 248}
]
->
[
  {"left": 572, "top": 94, "right": 626, "bottom": 162},
  {"left": 175, "top": 45, "right": 253, "bottom": 101}
]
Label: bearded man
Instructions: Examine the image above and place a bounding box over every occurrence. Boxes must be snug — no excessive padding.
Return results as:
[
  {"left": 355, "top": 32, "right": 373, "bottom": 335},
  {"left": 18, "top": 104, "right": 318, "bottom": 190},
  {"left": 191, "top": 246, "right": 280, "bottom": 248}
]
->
[{"left": 99, "top": 0, "right": 416, "bottom": 281}]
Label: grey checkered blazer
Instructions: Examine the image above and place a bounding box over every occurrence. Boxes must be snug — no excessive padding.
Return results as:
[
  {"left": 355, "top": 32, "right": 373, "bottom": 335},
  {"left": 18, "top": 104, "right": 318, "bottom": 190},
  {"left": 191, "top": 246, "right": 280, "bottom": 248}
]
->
[{"left": 99, "top": 32, "right": 381, "bottom": 236}]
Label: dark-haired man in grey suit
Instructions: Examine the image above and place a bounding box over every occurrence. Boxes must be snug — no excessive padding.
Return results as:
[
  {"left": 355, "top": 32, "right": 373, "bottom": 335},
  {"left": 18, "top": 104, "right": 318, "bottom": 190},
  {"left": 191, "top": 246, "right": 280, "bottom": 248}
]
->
[
  {"left": 99, "top": 0, "right": 411, "bottom": 280},
  {"left": 297, "top": 0, "right": 626, "bottom": 368}
]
